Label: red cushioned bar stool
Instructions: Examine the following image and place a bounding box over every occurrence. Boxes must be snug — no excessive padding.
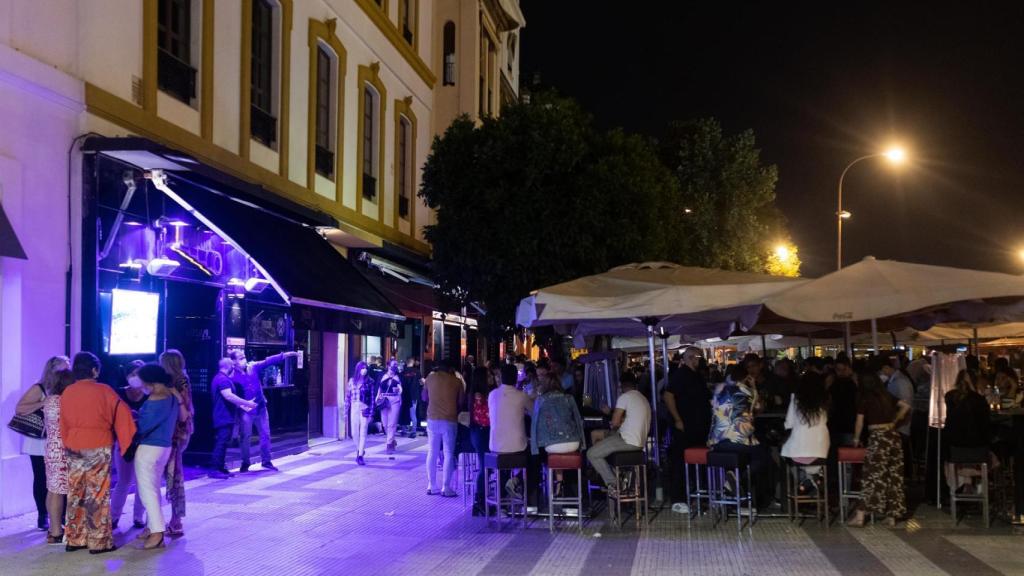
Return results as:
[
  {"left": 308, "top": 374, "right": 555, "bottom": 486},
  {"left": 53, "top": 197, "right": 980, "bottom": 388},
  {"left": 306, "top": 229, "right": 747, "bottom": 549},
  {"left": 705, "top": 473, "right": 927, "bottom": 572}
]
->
[
  {"left": 837, "top": 447, "right": 866, "bottom": 523},
  {"left": 684, "top": 447, "right": 710, "bottom": 519},
  {"left": 544, "top": 452, "right": 585, "bottom": 532}
]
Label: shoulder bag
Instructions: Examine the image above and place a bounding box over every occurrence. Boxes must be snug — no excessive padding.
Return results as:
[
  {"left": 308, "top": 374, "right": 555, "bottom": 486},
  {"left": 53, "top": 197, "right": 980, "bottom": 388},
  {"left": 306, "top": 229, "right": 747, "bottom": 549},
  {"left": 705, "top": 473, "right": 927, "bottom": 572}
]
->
[
  {"left": 121, "top": 397, "right": 177, "bottom": 463},
  {"left": 7, "top": 384, "right": 46, "bottom": 439}
]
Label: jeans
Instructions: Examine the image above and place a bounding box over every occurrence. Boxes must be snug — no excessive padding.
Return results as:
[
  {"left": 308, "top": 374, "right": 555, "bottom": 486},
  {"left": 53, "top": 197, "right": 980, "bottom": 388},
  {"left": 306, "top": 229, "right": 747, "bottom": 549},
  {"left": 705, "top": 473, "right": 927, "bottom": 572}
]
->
[
  {"left": 134, "top": 444, "right": 172, "bottom": 534},
  {"left": 350, "top": 402, "right": 369, "bottom": 456},
  {"left": 239, "top": 406, "right": 272, "bottom": 466},
  {"left": 587, "top": 432, "right": 642, "bottom": 486},
  {"left": 209, "top": 424, "right": 233, "bottom": 471},
  {"left": 469, "top": 425, "right": 490, "bottom": 506},
  {"left": 426, "top": 419, "right": 457, "bottom": 493},
  {"left": 380, "top": 394, "right": 402, "bottom": 445},
  {"left": 111, "top": 442, "right": 144, "bottom": 525},
  {"left": 408, "top": 398, "right": 419, "bottom": 430}
]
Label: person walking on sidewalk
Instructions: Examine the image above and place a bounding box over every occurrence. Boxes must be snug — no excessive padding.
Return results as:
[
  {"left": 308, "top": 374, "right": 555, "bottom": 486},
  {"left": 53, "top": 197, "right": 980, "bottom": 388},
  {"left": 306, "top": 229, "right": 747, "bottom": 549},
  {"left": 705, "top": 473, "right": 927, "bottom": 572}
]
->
[
  {"left": 423, "top": 360, "right": 463, "bottom": 497},
  {"left": 230, "top": 350, "right": 298, "bottom": 472},
  {"left": 378, "top": 360, "right": 404, "bottom": 454},
  {"left": 132, "top": 364, "right": 186, "bottom": 550},
  {"left": 209, "top": 358, "right": 257, "bottom": 479},
  {"left": 347, "top": 361, "right": 374, "bottom": 465},
  {"left": 60, "top": 352, "right": 136, "bottom": 554}
]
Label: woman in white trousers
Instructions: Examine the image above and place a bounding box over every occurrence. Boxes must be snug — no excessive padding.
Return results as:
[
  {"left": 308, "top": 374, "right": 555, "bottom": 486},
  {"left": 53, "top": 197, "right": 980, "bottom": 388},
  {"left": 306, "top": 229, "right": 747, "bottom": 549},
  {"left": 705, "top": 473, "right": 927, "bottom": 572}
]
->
[{"left": 348, "top": 361, "right": 372, "bottom": 466}]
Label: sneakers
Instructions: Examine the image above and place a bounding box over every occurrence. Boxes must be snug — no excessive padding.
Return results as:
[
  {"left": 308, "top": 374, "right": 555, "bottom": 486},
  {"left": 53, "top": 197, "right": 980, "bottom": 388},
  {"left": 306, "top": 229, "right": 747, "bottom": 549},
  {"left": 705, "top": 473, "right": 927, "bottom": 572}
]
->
[
  {"left": 505, "top": 477, "right": 523, "bottom": 499},
  {"left": 356, "top": 454, "right": 366, "bottom": 466},
  {"left": 262, "top": 462, "right": 279, "bottom": 471},
  {"left": 209, "top": 469, "right": 233, "bottom": 479},
  {"left": 239, "top": 463, "right": 250, "bottom": 473},
  {"left": 386, "top": 441, "right": 397, "bottom": 454},
  {"left": 671, "top": 502, "right": 691, "bottom": 514}
]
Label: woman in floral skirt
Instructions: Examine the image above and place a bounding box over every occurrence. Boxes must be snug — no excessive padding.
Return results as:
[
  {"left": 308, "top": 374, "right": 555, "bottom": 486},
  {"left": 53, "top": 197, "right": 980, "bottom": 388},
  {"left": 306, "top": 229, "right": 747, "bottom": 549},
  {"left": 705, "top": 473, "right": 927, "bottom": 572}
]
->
[{"left": 160, "top": 350, "right": 194, "bottom": 537}]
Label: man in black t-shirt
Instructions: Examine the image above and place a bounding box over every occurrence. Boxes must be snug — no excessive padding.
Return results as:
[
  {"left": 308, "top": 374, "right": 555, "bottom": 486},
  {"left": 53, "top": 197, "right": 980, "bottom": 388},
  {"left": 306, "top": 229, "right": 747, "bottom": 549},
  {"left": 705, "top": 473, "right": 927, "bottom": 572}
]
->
[
  {"left": 209, "top": 358, "right": 257, "bottom": 479},
  {"left": 662, "top": 346, "right": 712, "bottom": 512},
  {"left": 401, "top": 358, "right": 422, "bottom": 437}
]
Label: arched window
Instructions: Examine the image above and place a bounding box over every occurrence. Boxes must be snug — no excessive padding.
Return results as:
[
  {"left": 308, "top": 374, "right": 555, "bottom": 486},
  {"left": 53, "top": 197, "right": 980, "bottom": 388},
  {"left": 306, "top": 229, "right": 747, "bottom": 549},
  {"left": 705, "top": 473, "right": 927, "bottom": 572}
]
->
[{"left": 443, "top": 21, "right": 456, "bottom": 86}]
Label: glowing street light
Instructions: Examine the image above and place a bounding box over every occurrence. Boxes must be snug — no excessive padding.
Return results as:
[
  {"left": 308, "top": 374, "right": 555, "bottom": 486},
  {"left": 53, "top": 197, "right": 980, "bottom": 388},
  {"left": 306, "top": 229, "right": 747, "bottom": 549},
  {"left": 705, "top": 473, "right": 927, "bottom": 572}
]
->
[
  {"left": 1017, "top": 248, "right": 1024, "bottom": 265},
  {"left": 774, "top": 244, "right": 791, "bottom": 261},
  {"left": 839, "top": 210, "right": 852, "bottom": 219},
  {"left": 883, "top": 147, "right": 907, "bottom": 164},
  {"left": 837, "top": 145, "right": 910, "bottom": 270}
]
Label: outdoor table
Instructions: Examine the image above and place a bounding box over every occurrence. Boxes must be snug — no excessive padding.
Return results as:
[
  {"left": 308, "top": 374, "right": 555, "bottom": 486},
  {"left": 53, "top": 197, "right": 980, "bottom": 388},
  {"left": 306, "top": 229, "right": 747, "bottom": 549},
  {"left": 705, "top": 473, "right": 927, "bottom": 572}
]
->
[{"left": 994, "top": 407, "right": 1024, "bottom": 525}]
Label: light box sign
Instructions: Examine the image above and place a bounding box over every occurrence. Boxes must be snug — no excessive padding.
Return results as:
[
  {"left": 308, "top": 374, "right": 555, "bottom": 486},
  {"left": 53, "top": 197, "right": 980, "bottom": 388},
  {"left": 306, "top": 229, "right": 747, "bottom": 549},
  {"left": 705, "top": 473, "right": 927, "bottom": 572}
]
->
[{"left": 109, "top": 289, "right": 161, "bottom": 355}]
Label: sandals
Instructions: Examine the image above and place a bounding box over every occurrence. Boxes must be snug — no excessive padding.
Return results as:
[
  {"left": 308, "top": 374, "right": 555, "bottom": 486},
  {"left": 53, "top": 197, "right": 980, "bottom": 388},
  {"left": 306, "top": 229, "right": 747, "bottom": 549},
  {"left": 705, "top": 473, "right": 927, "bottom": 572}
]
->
[
  {"left": 46, "top": 532, "right": 65, "bottom": 545},
  {"left": 142, "top": 533, "right": 165, "bottom": 550}
]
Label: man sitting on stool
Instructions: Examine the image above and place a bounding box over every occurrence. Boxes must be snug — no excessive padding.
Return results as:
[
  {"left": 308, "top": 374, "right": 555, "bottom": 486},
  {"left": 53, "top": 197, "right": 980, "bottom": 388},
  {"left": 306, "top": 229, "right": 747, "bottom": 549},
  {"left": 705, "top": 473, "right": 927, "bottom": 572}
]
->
[{"left": 587, "top": 372, "right": 651, "bottom": 497}]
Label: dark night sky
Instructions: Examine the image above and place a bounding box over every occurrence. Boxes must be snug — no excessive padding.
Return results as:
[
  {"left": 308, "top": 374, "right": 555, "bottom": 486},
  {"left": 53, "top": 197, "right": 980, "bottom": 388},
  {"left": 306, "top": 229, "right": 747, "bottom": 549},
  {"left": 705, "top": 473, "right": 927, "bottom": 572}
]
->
[{"left": 519, "top": 2, "right": 1024, "bottom": 277}]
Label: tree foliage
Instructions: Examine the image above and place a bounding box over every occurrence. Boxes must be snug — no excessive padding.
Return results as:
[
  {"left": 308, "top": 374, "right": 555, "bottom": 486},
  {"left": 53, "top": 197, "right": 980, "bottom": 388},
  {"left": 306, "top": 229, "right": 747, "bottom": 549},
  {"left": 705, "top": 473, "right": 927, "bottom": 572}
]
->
[
  {"left": 764, "top": 239, "right": 802, "bottom": 277},
  {"left": 661, "top": 118, "right": 786, "bottom": 273},
  {"left": 419, "top": 93, "right": 680, "bottom": 333}
]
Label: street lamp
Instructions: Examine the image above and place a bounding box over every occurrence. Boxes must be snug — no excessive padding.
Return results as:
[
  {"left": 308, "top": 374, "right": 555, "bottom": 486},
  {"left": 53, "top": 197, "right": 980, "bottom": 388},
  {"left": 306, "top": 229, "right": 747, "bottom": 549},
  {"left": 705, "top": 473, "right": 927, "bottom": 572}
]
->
[
  {"left": 836, "top": 146, "right": 907, "bottom": 270},
  {"left": 774, "top": 244, "right": 791, "bottom": 261}
]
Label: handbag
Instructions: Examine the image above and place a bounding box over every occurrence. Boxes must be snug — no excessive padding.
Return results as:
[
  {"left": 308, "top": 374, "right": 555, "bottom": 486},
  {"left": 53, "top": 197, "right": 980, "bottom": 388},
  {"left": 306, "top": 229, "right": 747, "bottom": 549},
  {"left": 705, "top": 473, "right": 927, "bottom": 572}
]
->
[{"left": 7, "top": 384, "right": 46, "bottom": 439}]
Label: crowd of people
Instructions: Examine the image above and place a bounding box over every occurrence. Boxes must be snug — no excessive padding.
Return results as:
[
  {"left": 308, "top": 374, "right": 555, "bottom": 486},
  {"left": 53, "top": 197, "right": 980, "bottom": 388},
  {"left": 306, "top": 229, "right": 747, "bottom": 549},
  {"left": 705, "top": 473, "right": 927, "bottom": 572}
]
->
[{"left": 11, "top": 347, "right": 301, "bottom": 553}]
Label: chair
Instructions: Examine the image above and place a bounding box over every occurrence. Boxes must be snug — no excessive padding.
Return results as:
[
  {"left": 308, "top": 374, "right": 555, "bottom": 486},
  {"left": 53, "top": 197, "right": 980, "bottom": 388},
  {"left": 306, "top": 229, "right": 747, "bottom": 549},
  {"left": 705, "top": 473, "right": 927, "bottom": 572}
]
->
[
  {"left": 606, "top": 450, "right": 648, "bottom": 528},
  {"left": 683, "top": 447, "right": 710, "bottom": 519},
  {"left": 483, "top": 452, "right": 528, "bottom": 530},
  {"left": 785, "top": 458, "right": 829, "bottom": 526},
  {"left": 948, "top": 446, "right": 990, "bottom": 527},
  {"left": 544, "top": 452, "right": 585, "bottom": 532},
  {"left": 837, "top": 447, "right": 865, "bottom": 523},
  {"left": 460, "top": 452, "right": 479, "bottom": 507},
  {"left": 706, "top": 451, "right": 754, "bottom": 531}
]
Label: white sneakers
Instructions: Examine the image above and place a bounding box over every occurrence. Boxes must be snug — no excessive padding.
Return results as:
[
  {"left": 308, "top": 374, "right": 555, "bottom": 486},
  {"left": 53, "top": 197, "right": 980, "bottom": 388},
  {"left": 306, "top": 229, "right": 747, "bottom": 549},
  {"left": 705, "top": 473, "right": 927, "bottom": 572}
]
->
[{"left": 671, "top": 502, "right": 690, "bottom": 514}]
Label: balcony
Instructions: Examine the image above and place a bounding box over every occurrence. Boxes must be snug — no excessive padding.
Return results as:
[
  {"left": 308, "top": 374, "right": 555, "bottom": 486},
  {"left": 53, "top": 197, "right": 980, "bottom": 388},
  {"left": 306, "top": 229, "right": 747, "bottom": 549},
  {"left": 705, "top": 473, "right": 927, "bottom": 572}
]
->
[
  {"left": 157, "top": 48, "right": 196, "bottom": 104},
  {"left": 250, "top": 105, "right": 277, "bottom": 147},
  {"left": 315, "top": 145, "right": 334, "bottom": 179},
  {"left": 362, "top": 173, "right": 377, "bottom": 201}
]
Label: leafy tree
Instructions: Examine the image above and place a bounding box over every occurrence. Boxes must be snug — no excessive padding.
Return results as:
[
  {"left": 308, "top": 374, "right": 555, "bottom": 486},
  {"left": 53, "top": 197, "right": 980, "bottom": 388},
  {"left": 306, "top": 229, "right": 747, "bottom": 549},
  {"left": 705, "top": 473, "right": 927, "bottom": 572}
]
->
[
  {"left": 419, "top": 93, "right": 680, "bottom": 334},
  {"left": 661, "top": 118, "right": 785, "bottom": 273},
  {"left": 765, "top": 239, "right": 802, "bottom": 277}
]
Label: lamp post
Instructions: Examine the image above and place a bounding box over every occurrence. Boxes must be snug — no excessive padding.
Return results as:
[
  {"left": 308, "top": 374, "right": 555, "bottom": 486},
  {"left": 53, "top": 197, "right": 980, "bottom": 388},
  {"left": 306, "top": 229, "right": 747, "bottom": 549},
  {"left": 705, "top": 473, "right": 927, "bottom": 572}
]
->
[{"left": 836, "top": 147, "right": 906, "bottom": 356}]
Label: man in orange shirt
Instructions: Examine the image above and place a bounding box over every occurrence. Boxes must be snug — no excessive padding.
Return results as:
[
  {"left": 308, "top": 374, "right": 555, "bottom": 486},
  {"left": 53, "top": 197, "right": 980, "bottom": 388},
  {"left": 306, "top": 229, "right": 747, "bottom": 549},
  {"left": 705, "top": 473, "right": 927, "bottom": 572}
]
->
[{"left": 60, "top": 352, "right": 136, "bottom": 554}]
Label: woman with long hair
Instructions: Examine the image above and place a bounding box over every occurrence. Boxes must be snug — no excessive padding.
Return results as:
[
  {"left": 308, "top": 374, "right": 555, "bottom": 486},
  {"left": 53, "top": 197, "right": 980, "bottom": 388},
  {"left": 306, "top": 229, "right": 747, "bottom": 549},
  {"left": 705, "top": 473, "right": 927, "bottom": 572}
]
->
[
  {"left": 133, "top": 364, "right": 184, "bottom": 550},
  {"left": 15, "top": 355, "right": 70, "bottom": 533},
  {"left": 377, "top": 359, "right": 404, "bottom": 454},
  {"left": 159, "top": 350, "right": 193, "bottom": 536},
  {"left": 347, "top": 361, "right": 373, "bottom": 465},
  {"left": 943, "top": 369, "right": 992, "bottom": 494},
  {"left": 467, "top": 365, "right": 496, "bottom": 515},
  {"left": 847, "top": 371, "right": 911, "bottom": 527},
  {"left": 781, "top": 371, "right": 830, "bottom": 494},
  {"left": 42, "top": 368, "right": 75, "bottom": 544}
]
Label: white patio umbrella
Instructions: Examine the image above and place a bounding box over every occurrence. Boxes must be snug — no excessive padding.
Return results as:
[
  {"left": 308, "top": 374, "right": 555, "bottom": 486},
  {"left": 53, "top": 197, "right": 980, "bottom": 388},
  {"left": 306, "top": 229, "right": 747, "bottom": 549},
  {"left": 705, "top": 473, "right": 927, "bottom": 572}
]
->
[
  {"left": 764, "top": 256, "right": 1024, "bottom": 350},
  {"left": 517, "top": 262, "right": 806, "bottom": 472}
]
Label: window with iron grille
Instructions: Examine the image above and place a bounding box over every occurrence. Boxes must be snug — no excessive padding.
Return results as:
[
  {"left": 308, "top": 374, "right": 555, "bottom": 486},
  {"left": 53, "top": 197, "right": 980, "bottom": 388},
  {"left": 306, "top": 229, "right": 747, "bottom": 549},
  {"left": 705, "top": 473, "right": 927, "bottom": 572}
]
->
[
  {"left": 362, "top": 86, "right": 377, "bottom": 201},
  {"left": 315, "top": 46, "right": 334, "bottom": 179},
  {"left": 398, "top": 116, "right": 411, "bottom": 219},
  {"left": 157, "top": 0, "right": 196, "bottom": 103},
  {"left": 442, "top": 22, "right": 455, "bottom": 86},
  {"left": 250, "top": 0, "right": 277, "bottom": 146}
]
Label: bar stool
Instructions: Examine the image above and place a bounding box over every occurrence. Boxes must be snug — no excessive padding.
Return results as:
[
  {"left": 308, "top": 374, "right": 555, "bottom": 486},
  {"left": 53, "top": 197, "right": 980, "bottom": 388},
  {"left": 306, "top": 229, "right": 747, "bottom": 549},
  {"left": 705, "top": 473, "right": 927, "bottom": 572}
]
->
[
  {"left": 483, "top": 452, "right": 528, "bottom": 529},
  {"left": 460, "top": 452, "right": 479, "bottom": 507},
  {"left": 544, "top": 452, "right": 585, "bottom": 532},
  {"left": 785, "top": 458, "right": 829, "bottom": 526},
  {"left": 706, "top": 451, "right": 754, "bottom": 531},
  {"left": 948, "top": 446, "right": 990, "bottom": 527},
  {"left": 607, "top": 450, "right": 648, "bottom": 528},
  {"left": 683, "top": 447, "right": 710, "bottom": 519},
  {"left": 837, "top": 447, "right": 865, "bottom": 523}
]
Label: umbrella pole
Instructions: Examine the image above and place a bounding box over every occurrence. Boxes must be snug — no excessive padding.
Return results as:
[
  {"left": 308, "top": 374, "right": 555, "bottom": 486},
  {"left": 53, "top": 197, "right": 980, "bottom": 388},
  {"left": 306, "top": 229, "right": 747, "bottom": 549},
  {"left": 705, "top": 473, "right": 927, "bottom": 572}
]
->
[
  {"left": 602, "top": 360, "right": 611, "bottom": 411},
  {"left": 871, "top": 318, "right": 879, "bottom": 354},
  {"left": 646, "top": 325, "right": 664, "bottom": 506},
  {"left": 973, "top": 326, "right": 979, "bottom": 356},
  {"left": 937, "top": 427, "right": 942, "bottom": 509},
  {"left": 845, "top": 322, "right": 852, "bottom": 358},
  {"left": 761, "top": 333, "right": 768, "bottom": 357},
  {"left": 660, "top": 334, "right": 671, "bottom": 384}
]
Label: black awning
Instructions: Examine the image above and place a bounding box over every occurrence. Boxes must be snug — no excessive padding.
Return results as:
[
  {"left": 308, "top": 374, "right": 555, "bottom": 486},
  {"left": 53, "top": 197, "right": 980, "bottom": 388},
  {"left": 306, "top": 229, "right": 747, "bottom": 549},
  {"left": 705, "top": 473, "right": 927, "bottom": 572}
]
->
[
  {"left": 0, "top": 203, "right": 26, "bottom": 260},
  {"left": 162, "top": 177, "right": 403, "bottom": 321}
]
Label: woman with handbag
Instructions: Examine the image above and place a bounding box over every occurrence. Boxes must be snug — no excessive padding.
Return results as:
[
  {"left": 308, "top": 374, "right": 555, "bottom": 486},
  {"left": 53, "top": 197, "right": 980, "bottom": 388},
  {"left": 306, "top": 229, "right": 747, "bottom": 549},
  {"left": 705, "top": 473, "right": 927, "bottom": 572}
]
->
[
  {"left": 378, "top": 360, "right": 404, "bottom": 454},
  {"left": 160, "top": 350, "right": 194, "bottom": 536},
  {"left": 132, "top": 363, "right": 184, "bottom": 550},
  {"left": 41, "top": 369, "right": 75, "bottom": 544},
  {"left": 13, "top": 355, "right": 69, "bottom": 533},
  {"left": 111, "top": 360, "right": 147, "bottom": 532},
  {"left": 347, "top": 362, "right": 373, "bottom": 466}
]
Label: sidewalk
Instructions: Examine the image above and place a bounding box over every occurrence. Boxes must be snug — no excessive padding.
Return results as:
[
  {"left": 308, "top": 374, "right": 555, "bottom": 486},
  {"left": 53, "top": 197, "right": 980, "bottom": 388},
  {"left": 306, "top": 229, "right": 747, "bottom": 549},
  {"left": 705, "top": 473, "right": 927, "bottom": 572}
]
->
[{"left": 0, "top": 435, "right": 1021, "bottom": 576}]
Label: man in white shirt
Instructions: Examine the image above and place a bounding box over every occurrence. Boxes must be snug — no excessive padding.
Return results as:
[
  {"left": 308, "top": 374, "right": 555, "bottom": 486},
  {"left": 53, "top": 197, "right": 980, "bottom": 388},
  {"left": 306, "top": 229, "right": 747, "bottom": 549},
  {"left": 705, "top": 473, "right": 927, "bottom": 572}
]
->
[
  {"left": 488, "top": 364, "right": 533, "bottom": 453},
  {"left": 587, "top": 372, "right": 651, "bottom": 492}
]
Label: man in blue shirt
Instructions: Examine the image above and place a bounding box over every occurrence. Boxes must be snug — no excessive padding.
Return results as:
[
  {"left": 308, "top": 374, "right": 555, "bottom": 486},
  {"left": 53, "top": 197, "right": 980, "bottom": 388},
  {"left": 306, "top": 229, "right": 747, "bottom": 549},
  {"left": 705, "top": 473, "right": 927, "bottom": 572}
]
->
[
  {"left": 209, "top": 358, "right": 257, "bottom": 479},
  {"left": 230, "top": 350, "right": 297, "bottom": 472}
]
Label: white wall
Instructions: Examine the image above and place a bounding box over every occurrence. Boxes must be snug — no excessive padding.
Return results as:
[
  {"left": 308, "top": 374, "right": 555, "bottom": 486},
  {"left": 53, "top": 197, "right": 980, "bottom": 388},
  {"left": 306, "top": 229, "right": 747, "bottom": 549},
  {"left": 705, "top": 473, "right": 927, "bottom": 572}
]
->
[{"left": 0, "top": 41, "right": 83, "bottom": 519}]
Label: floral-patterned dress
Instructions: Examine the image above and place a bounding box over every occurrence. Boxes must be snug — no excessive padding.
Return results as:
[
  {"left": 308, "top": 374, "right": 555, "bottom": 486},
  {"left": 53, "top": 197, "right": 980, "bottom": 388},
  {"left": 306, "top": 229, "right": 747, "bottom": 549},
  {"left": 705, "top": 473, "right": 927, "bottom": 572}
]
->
[
  {"left": 707, "top": 380, "right": 758, "bottom": 447},
  {"left": 43, "top": 395, "right": 68, "bottom": 494},
  {"left": 164, "top": 376, "right": 194, "bottom": 520}
]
